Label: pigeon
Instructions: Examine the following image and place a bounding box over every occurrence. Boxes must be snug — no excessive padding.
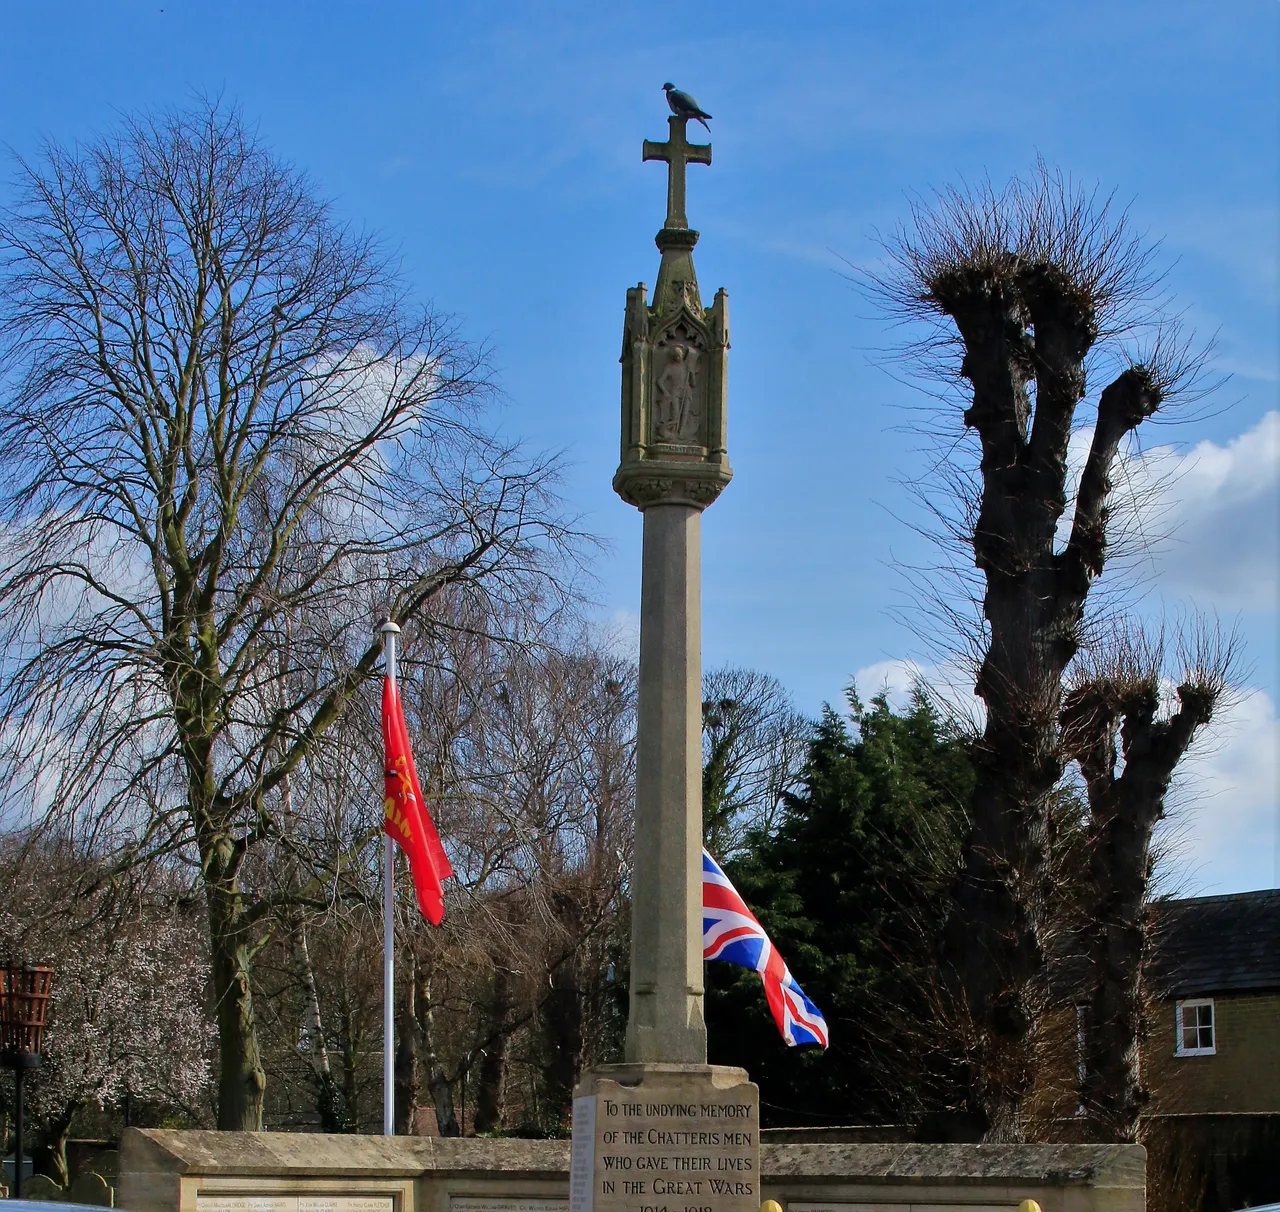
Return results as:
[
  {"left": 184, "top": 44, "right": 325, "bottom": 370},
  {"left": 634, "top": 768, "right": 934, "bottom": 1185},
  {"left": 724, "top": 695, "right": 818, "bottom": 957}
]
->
[{"left": 662, "top": 83, "right": 712, "bottom": 133}]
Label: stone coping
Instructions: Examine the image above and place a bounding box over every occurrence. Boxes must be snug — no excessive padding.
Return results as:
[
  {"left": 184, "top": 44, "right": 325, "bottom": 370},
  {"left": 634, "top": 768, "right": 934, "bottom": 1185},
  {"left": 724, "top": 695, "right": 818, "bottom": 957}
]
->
[
  {"left": 763, "top": 1142, "right": 1144, "bottom": 1184},
  {"left": 122, "top": 1130, "right": 570, "bottom": 1177},
  {"left": 122, "top": 1130, "right": 1144, "bottom": 1188}
]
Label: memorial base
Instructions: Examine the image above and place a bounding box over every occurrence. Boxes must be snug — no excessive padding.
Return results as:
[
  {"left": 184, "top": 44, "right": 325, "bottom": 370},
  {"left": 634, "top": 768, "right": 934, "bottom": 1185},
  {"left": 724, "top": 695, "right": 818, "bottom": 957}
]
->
[{"left": 570, "top": 1065, "right": 760, "bottom": 1212}]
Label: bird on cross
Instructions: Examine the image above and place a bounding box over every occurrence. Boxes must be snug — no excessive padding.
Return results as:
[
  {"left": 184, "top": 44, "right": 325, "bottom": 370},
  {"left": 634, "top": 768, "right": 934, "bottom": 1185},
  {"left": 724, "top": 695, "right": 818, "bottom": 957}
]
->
[{"left": 662, "top": 83, "right": 712, "bottom": 133}]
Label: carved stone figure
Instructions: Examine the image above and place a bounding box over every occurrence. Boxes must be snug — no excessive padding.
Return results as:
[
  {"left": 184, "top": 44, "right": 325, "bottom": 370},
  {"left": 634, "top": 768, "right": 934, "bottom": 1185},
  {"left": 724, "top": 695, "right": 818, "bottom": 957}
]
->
[{"left": 654, "top": 343, "right": 699, "bottom": 443}]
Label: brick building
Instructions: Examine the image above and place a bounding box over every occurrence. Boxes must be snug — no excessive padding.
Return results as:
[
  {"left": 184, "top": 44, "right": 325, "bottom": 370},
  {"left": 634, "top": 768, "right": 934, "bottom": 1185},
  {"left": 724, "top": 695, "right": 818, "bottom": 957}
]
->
[
  {"left": 1143, "top": 888, "right": 1280, "bottom": 1211},
  {"left": 1145, "top": 888, "right": 1280, "bottom": 1114}
]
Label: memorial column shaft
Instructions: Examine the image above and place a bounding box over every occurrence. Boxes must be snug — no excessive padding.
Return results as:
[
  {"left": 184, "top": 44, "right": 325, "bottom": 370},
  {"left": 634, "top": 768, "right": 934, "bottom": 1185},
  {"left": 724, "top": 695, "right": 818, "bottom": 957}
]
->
[
  {"left": 575, "top": 94, "right": 755, "bottom": 1212},
  {"left": 625, "top": 502, "right": 707, "bottom": 1065}
]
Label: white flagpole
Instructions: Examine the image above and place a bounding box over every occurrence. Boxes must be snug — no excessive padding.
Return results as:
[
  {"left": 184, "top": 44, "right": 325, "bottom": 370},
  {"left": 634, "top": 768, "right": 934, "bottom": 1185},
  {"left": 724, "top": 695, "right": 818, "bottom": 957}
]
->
[{"left": 380, "top": 619, "right": 401, "bottom": 1137}]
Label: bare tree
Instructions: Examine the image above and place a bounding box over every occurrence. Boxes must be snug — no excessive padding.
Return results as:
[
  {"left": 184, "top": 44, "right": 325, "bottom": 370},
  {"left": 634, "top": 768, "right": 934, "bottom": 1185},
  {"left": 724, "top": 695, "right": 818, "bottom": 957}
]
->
[
  {"left": 245, "top": 616, "right": 635, "bottom": 1137},
  {"left": 701, "top": 666, "right": 810, "bottom": 860},
  {"left": 390, "top": 626, "right": 635, "bottom": 1135},
  {"left": 1061, "top": 619, "right": 1238, "bottom": 1141},
  {"left": 0, "top": 100, "right": 577, "bottom": 1128},
  {"left": 870, "top": 163, "right": 1215, "bottom": 1140}
]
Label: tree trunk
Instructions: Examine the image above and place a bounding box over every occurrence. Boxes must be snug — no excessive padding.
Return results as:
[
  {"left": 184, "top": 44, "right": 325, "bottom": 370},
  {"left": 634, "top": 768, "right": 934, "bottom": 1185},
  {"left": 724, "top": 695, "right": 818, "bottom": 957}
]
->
[
  {"left": 414, "top": 968, "right": 460, "bottom": 1136},
  {"left": 207, "top": 878, "right": 267, "bottom": 1130},
  {"left": 1064, "top": 679, "right": 1217, "bottom": 1141},
  {"left": 395, "top": 950, "right": 421, "bottom": 1135},
  {"left": 542, "top": 955, "right": 582, "bottom": 1132},
  {"left": 936, "top": 274, "right": 1092, "bottom": 1140},
  {"left": 183, "top": 646, "right": 269, "bottom": 1132},
  {"left": 338, "top": 989, "right": 361, "bottom": 1130},
  {"left": 291, "top": 918, "right": 351, "bottom": 1132},
  {"left": 37, "top": 1104, "right": 78, "bottom": 1188},
  {"left": 473, "top": 966, "right": 514, "bottom": 1134}
]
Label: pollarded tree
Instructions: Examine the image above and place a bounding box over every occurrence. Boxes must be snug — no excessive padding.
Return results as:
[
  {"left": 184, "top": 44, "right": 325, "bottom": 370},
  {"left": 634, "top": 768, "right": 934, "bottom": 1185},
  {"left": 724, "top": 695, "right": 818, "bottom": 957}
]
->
[
  {"left": 0, "top": 100, "right": 577, "bottom": 1128},
  {"left": 871, "top": 164, "right": 1215, "bottom": 1140},
  {"left": 1061, "top": 620, "right": 1237, "bottom": 1142}
]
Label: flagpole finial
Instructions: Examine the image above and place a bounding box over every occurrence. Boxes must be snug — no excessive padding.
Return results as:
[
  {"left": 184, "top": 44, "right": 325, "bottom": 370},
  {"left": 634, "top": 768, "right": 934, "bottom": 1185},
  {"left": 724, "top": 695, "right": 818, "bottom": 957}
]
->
[{"left": 378, "top": 619, "right": 401, "bottom": 635}]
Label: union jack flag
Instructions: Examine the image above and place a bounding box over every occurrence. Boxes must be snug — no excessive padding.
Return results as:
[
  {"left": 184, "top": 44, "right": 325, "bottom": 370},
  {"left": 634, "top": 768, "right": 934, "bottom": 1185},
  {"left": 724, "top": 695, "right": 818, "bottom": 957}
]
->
[{"left": 702, "top": 848, "right": 829, "bottom": 1048}]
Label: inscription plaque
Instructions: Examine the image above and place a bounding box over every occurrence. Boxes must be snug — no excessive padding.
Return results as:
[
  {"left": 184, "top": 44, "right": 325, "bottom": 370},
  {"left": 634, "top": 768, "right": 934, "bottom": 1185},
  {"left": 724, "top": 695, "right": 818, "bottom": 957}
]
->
[
  {"left": 570, "top": 1095, "right": 598, "bottom": 1212},
  {"left": 450, "top": 1201, "right": 569, "bottom": 1212},
  {"left": 582, "top": 1070, "right": 759, "bottom": 1212},
  {"left": 196, "top": 1200, "right": 292, "bottom": 1212},
  {"left": 791, "top": 1206, "right": 1018, "bottom": 1212},
  {"left": 196, "top": 1198, "right": 394, "bottom": 1212}
]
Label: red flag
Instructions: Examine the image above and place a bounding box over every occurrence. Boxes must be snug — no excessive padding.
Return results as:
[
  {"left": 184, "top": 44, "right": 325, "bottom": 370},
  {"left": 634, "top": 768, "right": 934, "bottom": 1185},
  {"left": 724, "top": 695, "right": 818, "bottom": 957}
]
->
[{"left": 381, "top": 675, "right": 453, "bottom": 925}]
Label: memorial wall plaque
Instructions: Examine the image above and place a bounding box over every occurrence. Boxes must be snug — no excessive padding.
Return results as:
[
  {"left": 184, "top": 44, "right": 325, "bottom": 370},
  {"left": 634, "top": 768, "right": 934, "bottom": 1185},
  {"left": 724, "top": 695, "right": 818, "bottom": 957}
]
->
[
  {"left": 577, "top": 1069, "right": 759, "bottom": 1212},
  {"left": 449, "top": 1200, "right": 569, "bottom": 1212},
  {"left": 196, "top": 1199, "right": 293, "bottom": 1212},
  {"left": 196, "top": 1198, "right": 395, "bottom": 1212},
  {"left": 569, "top": 1095, "right": 598, "bottom": 1212},
  {"left": 790, "top": 1206, "right": 1018, "bottom": 1212}
]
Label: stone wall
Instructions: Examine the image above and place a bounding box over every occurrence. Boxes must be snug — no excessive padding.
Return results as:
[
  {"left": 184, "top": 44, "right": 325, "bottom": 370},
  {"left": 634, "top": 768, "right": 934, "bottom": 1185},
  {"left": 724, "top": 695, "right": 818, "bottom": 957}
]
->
[{"left": 119, "top": 1130, "right": 1144, "bottom": 1212}]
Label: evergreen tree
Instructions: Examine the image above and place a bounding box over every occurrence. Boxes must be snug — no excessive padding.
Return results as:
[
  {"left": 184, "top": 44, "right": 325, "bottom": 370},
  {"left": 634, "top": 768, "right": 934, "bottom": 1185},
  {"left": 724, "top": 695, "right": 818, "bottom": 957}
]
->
[{"left": 705, "top": 686, "right": 972, "bottom": 1128}]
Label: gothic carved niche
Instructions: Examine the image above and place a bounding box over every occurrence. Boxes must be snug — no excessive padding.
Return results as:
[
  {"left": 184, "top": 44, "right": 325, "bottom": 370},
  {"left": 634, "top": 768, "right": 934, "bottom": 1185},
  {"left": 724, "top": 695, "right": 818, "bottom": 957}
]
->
[
  {"left": 653, "top": 342, "right": 700, "bottom": 443},
  {"left": 652, "top": 317, "right": 705, "bottom": 447},
  {"left": 615, "top": 261, "right": 731, "bottom": 513}
]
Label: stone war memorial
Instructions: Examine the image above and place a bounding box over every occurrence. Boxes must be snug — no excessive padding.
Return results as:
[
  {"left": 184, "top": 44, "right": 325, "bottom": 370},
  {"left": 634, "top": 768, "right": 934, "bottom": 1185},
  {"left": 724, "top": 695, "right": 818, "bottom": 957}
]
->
[{"left": 118, "top": 96, "right": 1145, "bottom": 1212}]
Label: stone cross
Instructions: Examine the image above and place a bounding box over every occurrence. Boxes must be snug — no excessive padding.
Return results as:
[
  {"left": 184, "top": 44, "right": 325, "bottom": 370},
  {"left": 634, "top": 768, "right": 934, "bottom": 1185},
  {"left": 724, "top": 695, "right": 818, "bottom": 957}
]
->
[
  {"left": 614, "top": 115, "right": 731, "bottom": 1068},
  {"left": 643, "top": 116, "right": 712, "bottom": 231},
  {"left": 570, "top": 101, "right": 755, "bottom": 1212}
]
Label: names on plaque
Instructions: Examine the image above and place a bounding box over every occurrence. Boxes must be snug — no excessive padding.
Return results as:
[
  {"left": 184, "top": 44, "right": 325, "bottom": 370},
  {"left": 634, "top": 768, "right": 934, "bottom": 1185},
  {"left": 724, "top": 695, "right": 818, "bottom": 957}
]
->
[
  {"left": 589, "top": 1076, "right": 759, "bottom": 1212},
  {"left": 570, "top": 1095, "right": 598, "bottom": 1212},
  {"left": 196, "top": 1197, "right": 394, "bottom": 1212},
  {"left": 450, "top": 1200, "right": 570, "bottom": 1212}
]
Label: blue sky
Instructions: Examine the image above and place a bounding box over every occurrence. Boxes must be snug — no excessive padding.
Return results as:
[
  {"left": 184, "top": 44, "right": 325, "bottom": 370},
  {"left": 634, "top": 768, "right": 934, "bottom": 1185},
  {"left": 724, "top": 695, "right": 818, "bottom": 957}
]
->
[{"left": 2, "top": 1, "right": 1276, "bottom": 893}]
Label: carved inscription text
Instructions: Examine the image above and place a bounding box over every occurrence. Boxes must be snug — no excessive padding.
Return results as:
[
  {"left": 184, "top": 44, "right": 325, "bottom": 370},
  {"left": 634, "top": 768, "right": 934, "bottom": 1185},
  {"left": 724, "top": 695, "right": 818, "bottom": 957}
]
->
[{"left": 590, "top": 1078, "right": 759, "bottom": 1212}]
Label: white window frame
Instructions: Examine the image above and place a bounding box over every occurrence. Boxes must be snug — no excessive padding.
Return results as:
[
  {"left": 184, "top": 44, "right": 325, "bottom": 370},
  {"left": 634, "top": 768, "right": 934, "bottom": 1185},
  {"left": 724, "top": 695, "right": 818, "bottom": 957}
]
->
[{"left": 1175, "top": 997, "right": 1216, "bottom": 1056}]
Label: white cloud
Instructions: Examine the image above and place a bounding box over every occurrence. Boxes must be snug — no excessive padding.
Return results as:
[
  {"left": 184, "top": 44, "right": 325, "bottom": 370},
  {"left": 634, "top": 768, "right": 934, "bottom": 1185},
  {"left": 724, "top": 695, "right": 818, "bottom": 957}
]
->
[
  {"left": 597, "top": 608, "right": 640, "bottom": 659},
  {"left": 1059, "top": 411, "right": 1280, "bottom": 613},
  {"left": 852, "top": 657, "right": 984, "bottom": 732},
  {"left": 832, "top": 415, "right": 1278, "bottom": 896},
  {"left": 1120, "top": 412, "right": 1280, "bottom": 612},
  {"left": 1159, "top": 687, "right": 1280, "bottom": 894},
  {"left": 853, "top": 658, "right": 922, "bottom": 707},
  {"left": 1144, "top": 412, "right": 1280, "bottom": 611}
]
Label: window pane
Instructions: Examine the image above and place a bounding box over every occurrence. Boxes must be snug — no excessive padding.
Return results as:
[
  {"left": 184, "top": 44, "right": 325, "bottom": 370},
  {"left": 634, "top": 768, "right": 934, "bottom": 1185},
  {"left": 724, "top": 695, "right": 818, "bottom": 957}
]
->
[{"left": 1176, "top": 1002, "right": 1215, "bottom": 1052}]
